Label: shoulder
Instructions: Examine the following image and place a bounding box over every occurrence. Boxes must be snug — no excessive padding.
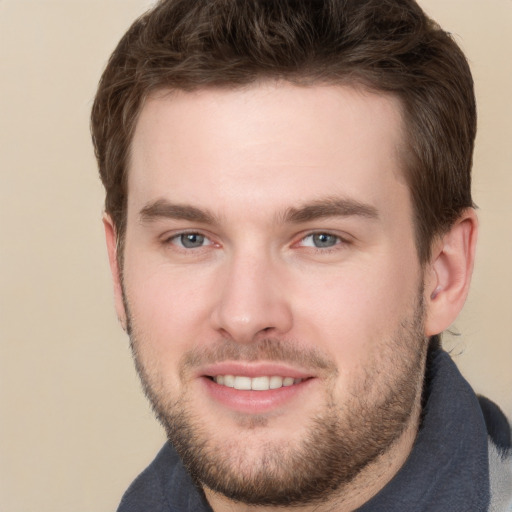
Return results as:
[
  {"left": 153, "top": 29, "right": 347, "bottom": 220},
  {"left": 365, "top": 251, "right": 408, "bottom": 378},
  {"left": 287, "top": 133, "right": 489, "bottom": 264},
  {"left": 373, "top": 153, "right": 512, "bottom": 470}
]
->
[
  {"left": 488, "top": 441, "right": 512, "bottom": 512},
  {"left": 480, "top": 396, "right": 512, "bottom": 512},
  {"left": 479, "top": 396, "right": 512, "bottom": 454}
]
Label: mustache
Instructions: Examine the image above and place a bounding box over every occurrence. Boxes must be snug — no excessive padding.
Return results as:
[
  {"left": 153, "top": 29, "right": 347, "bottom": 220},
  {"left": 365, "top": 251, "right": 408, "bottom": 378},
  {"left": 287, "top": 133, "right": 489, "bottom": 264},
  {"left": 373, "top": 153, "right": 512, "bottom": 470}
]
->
[{"left": 179, "top": 337, "right": 337, "bottom": 375}]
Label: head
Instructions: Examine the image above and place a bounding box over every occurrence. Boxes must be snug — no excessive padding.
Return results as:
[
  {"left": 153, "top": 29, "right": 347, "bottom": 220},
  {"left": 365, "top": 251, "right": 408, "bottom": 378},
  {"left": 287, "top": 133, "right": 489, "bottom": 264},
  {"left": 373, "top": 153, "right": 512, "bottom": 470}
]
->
[{"left": 92, "top": 1, "right": 477, "bottom": 509}]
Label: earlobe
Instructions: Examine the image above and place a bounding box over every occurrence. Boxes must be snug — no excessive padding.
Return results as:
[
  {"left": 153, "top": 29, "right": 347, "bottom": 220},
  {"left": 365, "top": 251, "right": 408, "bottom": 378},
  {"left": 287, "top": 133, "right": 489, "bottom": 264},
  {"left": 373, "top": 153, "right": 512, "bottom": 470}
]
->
[
  {"left": 103, "top": 214, "right": 128, "bottom": 331},
  {"left": 424, "top": 209, "right": 478, "bottom": 336}
]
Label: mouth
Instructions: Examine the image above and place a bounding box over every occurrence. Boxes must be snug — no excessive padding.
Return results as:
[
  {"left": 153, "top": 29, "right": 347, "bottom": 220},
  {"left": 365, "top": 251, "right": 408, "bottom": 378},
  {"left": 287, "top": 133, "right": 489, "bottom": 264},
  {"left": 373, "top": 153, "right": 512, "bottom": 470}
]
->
[
  {"left": 199, "top": 364, "right": 316, "bottom": 414},
  {"left": 208, "top": 375, "right": 305, "bottom": 391}
]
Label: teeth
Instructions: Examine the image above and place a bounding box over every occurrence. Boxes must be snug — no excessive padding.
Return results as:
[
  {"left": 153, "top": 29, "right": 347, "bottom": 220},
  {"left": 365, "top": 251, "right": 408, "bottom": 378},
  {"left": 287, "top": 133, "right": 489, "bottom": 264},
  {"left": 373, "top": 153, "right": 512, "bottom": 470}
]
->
[
  {"left": 269, "top": 376, "right": 284, "bottom": 389},
  {"left": 251, "top": 376, "right": 270, "bottom": 390},
  {"left": 283, "top": 377, "right": 294, "bottom": 387},
  {"left": 223, "top": 375, "right": 235, "bottom": 388},
  {"left": 213, "top": 375, "right": 303, "bottom": 391},
  {"left": 234, "top": 376, "right": 252, "bottom": 390}
]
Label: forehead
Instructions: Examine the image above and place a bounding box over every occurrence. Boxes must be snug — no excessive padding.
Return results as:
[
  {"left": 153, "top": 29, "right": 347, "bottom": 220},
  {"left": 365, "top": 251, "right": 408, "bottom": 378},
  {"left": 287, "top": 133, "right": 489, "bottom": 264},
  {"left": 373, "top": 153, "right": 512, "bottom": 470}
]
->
[{"left": 128, "top": 83, "right": 408, "bottom": 221}]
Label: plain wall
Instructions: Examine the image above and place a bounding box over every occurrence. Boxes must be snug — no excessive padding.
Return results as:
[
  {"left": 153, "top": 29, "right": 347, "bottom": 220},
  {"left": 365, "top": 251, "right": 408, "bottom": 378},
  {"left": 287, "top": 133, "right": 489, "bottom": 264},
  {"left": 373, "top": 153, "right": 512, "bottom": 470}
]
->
[{"left": 1, "top": 1, "right": 510, "bottom": 510}]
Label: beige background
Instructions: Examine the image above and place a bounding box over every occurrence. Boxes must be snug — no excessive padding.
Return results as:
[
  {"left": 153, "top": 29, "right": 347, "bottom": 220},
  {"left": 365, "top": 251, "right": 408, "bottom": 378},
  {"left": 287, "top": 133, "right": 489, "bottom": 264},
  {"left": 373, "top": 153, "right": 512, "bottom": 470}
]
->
[{"left": 1, "top": 1, "right": 510, "bottom": 510}]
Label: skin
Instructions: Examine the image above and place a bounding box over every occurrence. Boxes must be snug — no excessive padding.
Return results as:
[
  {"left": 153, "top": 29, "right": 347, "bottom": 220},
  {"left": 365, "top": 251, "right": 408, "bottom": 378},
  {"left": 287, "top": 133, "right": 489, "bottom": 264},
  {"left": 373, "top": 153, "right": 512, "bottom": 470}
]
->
[{"left": 104, "top": 82, "right": 478, "bottom": 511}]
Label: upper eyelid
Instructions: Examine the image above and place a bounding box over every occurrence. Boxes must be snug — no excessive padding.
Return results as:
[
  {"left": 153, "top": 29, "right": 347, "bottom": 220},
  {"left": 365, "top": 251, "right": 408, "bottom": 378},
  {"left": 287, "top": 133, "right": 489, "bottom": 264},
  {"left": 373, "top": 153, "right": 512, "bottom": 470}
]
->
[
  {"left": 161, "top": 229, "right": 214, "bottom": 242},
  {"left": 301, "top": 231, "right": 343, "bottom": 238}
]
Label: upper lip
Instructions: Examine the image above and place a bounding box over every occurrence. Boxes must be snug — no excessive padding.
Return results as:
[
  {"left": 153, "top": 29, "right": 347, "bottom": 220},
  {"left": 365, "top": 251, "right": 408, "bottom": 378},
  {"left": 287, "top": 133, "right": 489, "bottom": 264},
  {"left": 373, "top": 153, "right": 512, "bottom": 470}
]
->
[{"left": 197, "top": 361, "right": 315, "bottom": 379}]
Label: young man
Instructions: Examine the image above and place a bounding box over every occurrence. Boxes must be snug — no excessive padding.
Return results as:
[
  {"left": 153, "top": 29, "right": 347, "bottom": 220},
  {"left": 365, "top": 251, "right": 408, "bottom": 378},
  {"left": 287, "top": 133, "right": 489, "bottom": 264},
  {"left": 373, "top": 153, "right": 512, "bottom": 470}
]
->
[{"left": 91, "top": 0, "right": 512, "bottom": 510}]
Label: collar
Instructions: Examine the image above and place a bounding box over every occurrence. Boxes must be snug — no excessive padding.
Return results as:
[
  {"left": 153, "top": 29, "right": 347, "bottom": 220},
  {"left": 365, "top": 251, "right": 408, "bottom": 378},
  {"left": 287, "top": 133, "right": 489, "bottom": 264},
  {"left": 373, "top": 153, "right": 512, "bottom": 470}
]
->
[{"left": 357, "top": 348, "right": 490, "bottom": 511}]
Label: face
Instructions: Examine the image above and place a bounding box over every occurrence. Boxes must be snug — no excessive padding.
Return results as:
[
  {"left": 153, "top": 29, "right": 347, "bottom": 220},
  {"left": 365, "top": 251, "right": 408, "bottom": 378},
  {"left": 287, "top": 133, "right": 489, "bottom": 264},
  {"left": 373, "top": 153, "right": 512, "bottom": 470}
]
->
[{"left": 115, "top": 83, "right": 429, "bottom": 507}]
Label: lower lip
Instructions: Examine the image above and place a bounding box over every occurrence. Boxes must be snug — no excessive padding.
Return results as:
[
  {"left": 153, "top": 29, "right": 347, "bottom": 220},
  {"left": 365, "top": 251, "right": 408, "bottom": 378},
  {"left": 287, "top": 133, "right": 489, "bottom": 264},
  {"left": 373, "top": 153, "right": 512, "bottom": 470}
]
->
[{"left": 201, "top": 377, "right": 314, "bottom": 414}]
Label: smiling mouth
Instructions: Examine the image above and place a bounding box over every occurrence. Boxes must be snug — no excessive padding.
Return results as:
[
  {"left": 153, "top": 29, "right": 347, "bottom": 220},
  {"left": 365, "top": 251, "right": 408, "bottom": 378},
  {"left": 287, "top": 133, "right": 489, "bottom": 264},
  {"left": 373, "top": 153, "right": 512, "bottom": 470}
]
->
[{"left": 209, "top": 375, "right": 305, "bottom": 391}]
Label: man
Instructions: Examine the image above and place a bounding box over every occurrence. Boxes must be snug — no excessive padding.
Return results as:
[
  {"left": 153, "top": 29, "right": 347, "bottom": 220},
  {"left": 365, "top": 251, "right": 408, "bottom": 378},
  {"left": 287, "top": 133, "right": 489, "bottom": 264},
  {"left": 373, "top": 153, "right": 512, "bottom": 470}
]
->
[{"left": 91, "top": 0, "right": 512, "bottom": 510}]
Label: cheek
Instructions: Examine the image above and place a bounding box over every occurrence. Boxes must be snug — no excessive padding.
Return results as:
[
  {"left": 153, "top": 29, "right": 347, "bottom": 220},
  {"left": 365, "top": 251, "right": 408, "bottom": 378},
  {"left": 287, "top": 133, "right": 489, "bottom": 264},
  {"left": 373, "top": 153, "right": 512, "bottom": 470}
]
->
[
  {"left": 294, "top": 258, "right": 421, "bottom": 368},
  {"left": 123, "top": 259, "right": 218, "bottom": 382}
]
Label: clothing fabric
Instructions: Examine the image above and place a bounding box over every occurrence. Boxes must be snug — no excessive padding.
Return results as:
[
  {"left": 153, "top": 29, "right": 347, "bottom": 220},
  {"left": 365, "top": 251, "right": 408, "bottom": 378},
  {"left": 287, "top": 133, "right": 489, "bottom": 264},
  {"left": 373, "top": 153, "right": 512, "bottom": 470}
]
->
[{"left": 117, "top": 349, "right": 512, "bottom": 512}]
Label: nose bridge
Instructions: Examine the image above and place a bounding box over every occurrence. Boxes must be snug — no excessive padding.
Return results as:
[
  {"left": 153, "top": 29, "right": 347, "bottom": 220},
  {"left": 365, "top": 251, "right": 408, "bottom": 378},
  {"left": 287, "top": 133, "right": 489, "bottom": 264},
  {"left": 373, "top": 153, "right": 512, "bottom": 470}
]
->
[{"left": 211, "top": 244, "right": 292, "bottom": 343}]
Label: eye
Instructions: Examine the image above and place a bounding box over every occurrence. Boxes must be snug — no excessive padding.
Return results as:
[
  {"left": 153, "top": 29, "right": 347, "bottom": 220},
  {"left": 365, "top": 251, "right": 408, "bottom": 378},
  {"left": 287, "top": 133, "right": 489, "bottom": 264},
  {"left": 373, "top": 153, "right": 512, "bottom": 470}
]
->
[
  {"left": 170, "top": 232, "right": 213, "bottom": 249},
  {"left": 299, "top": 233, "right": 342, "bottom": 249}
]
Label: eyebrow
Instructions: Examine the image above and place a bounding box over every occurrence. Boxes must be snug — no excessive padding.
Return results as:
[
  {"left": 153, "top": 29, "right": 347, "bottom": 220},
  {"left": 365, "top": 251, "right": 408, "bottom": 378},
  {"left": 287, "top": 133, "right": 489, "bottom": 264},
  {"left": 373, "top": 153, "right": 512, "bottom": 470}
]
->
[
  {"left": 282, "top": 197, "right": 379, "bottom": 223},
  {"left": 139, "top": 196, "right": 379, "bottom": 226},
  {"left": 139, "top": 199, "right": 217, "bottom": 224}
]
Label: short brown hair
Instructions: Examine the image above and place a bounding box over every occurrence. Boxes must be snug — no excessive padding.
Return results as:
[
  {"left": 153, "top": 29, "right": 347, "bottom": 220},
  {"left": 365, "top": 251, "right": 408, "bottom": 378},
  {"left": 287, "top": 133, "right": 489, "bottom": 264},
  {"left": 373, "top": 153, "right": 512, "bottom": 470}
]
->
[{"left": 91, "top": 0, "right": 476, "bottom": 264}]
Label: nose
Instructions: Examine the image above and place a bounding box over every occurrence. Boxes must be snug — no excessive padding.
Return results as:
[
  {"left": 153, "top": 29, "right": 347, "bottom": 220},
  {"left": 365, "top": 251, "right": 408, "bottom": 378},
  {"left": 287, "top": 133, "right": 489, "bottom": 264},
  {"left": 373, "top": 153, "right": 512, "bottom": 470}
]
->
[{"left": 210, "top": 251, "right": 293, "bottom": 344}]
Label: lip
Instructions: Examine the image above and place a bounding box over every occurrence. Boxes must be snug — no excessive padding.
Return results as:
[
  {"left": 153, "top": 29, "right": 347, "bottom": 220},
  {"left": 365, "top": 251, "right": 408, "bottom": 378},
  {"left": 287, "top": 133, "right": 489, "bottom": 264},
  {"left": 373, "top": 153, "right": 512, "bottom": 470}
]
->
[
  {"left": 197, "top": 361, "right": 316, "bottom": 414},
  {"left": 197, "top": 361, "right": 314, "bottom": 380}
]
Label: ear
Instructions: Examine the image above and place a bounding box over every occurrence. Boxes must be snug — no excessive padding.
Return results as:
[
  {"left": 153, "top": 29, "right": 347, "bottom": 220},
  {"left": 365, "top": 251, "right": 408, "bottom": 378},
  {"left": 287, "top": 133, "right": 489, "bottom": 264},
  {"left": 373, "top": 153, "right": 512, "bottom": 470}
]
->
[
  {"left": 103, "top": 214, "right": 128, "bottom": 331},
  {"left": 424, "top": 209, "right": 478, "bottom": 336}
]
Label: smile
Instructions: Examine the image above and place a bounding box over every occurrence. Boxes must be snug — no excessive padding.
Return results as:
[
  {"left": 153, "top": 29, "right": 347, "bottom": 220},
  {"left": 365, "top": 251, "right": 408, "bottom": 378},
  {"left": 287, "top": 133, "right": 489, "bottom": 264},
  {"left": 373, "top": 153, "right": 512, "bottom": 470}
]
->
[{"left": 212, "top": 375, "right": 304, "bottom": 391}]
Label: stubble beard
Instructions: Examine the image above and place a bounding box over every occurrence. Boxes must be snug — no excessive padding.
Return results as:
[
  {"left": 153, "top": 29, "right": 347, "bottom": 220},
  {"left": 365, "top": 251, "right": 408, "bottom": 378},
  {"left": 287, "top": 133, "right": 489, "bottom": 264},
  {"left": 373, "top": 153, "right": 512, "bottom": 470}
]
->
[{"left": 125, "top": 294, "right": 428, "bottom": 507}]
